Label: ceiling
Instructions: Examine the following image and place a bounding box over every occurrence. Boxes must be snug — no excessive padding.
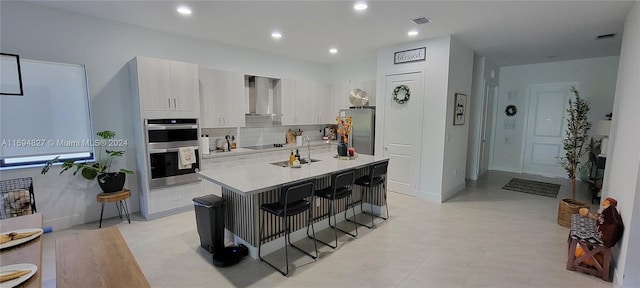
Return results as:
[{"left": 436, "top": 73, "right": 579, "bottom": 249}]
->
[{"left": 28, "top": 1, "right": 633, "bottom": 66}]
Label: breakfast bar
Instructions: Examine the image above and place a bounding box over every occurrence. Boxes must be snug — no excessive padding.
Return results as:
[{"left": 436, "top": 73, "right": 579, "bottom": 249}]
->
[{"left": 197, "top": 152, "right": 389, "bottom": 258}]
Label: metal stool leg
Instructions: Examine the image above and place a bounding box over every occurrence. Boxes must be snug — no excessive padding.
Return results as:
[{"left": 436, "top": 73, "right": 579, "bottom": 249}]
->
[
  {"left": 116, "top": 200, "right": 123, "bottom": 219},
  {"left": 121, "top": 200, "right": 131, "bottom": 224},
  {"left": 99, "top": 202, "right": 105, "bottom": 228}
]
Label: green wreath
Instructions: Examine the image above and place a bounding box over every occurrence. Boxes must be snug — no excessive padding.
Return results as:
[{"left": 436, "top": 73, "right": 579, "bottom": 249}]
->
[{"left": 392, "top": 85, "right": 410, "bottom": 104}]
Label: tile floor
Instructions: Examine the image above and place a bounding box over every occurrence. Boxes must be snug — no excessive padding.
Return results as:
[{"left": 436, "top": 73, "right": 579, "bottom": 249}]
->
[{"left": 41, "top": 171, "right": 614, "bottom": 287}]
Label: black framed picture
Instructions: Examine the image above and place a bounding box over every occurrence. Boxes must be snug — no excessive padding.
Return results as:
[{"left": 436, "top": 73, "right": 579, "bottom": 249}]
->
[
  {"left": 454, "top": 93, "right": 467, "bottom": 125},
  {"left": 0, "top": 53, "right": 24, "bottom": 96}
]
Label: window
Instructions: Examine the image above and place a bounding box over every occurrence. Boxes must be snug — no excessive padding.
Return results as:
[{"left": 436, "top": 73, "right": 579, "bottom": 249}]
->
[{"left": 0, "top": 59, "right": 94, "bottom": 169}]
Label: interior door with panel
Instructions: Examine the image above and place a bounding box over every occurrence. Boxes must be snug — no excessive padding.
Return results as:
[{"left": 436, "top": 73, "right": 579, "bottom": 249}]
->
[
  {"left": 382, "top": 72, "right": 424, "bottom": 196},
  {"left": 137, "top": 57, "right": 171, "bottom": 111},
  {"left": 523, "top": 82, "right": 576, "bottom": 176}
]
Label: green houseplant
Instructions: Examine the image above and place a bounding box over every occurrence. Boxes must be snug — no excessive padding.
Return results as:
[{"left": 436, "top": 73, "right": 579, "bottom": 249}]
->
[
  {"left": 41, "top": 130, "right": 134, "bottom": 193},
  {"left": 557, "top": 86, "right": 591, "bottom": 227}
]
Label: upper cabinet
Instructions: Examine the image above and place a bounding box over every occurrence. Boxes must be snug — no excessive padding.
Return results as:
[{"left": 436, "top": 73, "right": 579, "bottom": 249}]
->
[
  {"left": 279, "top": 79, "right": 333, "bottom": 125},
  {"left": 199, "top": 68, "right": 246, "bottom": 128},
  {"left": 131, "top": 57, "right": 199, "bottom": 116}
]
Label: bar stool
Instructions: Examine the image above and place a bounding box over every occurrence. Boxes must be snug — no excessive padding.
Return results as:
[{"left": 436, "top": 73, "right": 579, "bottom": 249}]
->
[
  {"left": 308, "top": 170, "right": 357, "bottom": 249},
  {"left": 348, "top": 161, "right": 389, "bottom": 229},
  {"left": 258, "top": 180, "right": 318, "bottom": 277}
]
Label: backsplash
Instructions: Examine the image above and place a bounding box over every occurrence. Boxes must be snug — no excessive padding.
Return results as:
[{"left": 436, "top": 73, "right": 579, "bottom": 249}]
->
[{"left": 202, "top": 117, "right": 326, "bottom": 148}]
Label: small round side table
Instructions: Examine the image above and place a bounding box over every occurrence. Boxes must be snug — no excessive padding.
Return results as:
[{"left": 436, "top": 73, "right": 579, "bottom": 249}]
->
[{"left": 96, "top": 189, "right": 131, "bottom": 228}]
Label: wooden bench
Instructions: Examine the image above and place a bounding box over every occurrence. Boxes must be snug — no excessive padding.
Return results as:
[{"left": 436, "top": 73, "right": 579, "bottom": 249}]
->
[
  {"left": 566, "top": 214, "right": 612, "bottom": 282},
  {"left": 56, "top": 226, "right": 150, "bottom": 287}
]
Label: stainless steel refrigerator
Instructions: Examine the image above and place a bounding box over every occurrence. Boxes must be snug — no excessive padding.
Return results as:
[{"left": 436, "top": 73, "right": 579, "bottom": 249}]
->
[{"left": 339, "top": 107, "right": 375, "bottom": 155}]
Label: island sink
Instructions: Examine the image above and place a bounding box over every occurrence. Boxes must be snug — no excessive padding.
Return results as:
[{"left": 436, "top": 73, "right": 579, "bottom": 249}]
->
[{"left": 270, "top": 159, "right": 321, "bottom": 167}]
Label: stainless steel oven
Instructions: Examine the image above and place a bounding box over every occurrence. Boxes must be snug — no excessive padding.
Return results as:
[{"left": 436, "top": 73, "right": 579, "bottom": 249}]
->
[{"left": 145, "top": 119, "right": 200, "bottom": 189}]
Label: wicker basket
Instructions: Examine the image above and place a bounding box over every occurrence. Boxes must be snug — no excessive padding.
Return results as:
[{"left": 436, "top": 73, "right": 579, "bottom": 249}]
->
[{"left": 558, "top": 198, "right": 588, "bottom": 227}]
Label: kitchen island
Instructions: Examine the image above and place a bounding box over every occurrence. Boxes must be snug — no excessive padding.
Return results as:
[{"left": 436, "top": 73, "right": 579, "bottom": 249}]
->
[{"left": 197, "top": 152, "right": 389, "bottom": 258}]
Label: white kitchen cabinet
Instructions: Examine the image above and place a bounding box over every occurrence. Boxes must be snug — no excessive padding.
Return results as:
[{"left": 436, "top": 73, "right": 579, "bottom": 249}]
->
[
  {"left": 199, "top": 68, "right": 246, "bottom": 128},
  {"left": 313, "top": 82, "right": 334, "bottom": 124},
  {"left": 132, "top": 57, "right": 199, "bottom": 114},
  {"left": 170, "top": 61, "right": 199, "bottom": 112},
  {"left": 136, "top": 57, "right": 172, "bottom": 111},
  {"left": 280, "top": 79, "right": 334, "bottom": 125},
  {"left": 279, "top": 79, "right": 298, "bottom": 125}
]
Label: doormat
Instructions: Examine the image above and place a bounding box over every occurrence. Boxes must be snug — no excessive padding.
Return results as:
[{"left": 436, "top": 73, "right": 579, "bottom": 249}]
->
[{"left": 502, "top": 178, "right": 560, "bottom": 198}]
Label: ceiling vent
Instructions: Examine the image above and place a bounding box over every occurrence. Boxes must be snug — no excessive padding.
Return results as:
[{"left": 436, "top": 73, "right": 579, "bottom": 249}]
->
[
  {"left": 410, "top": 16, "right": 432, "bottom": 25},
  {"left": 595, "top": 33, "right": 616, "bottom": 40}
]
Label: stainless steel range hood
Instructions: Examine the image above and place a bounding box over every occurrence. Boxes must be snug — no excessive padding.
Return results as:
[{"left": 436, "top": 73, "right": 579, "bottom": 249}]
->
[{"left": 245, "top": 76, "right": 282, "bottom": 118}]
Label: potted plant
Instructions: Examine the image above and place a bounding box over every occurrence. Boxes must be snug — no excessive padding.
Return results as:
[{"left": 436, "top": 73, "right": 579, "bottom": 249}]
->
[
  {"left": 41, "top": 130, "right": 134, "bottom": 193},
  {"left": 335, "top": 115, "right": 352, "bottom": 156},
  {"left": 557, "top": 86, "right": 591, "bottom": 227}
]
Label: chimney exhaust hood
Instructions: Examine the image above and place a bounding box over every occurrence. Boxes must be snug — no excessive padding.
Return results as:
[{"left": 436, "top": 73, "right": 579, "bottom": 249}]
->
[{"left": 245, "top": 75, "right": 282, "bottom": 118}]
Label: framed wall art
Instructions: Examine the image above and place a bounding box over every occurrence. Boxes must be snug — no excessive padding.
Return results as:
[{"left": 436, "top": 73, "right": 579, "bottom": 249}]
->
[{"left": 453, "top": 93, "right": 467, "bottom": 125}]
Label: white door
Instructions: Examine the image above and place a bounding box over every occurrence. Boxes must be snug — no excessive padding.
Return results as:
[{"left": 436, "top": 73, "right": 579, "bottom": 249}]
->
[
  {"left": 523, "top": 82, "right": 576, "bottom": 176},
  {"left": 478, "top": 82, "right": 497, "bottom": 176},
  {"left": 382, "top": 72, "right": 424, "bottom": 196}
]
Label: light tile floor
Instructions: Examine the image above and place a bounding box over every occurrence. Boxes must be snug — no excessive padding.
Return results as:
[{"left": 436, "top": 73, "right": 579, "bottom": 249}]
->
[{"left": 41, "top": 171, "right": 613, "bottom": 287}]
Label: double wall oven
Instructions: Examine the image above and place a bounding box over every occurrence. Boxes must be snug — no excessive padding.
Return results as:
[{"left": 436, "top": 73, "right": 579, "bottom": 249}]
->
[{"left": 145, "top": 119, "right": 200, "bottom": 189}]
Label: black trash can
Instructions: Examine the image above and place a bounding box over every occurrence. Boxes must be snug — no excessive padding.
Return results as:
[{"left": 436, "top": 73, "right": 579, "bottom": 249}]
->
[{"left": 193, "top": 194, "right": 225, "bottom": 254}]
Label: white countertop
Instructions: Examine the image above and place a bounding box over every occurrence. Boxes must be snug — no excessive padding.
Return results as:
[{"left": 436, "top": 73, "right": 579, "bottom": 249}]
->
[{"left": 197, "top": 152, "right": 388, "bottom": 195}]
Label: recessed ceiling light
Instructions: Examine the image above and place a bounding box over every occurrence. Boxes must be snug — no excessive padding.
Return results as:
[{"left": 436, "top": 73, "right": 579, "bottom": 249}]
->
[
  {"left": 271, "top": 32, "right": 282, "bottom": 39},
  {"left": 329, "top": 48, "right": 338, "bottom": 54},
  {"left": 176, "top": 6, "right": 192, "bottom": 15},
  {"left": 408, "top": 30, "right": 419, "bottom": 36},
  {"left": 354, "top": 2, "right": 368, "bottom": 10}
]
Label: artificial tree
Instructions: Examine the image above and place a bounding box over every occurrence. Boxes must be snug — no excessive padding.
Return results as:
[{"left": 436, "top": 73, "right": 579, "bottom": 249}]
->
[{"left": 559, "top": 86, "right": 592, "bottom": 202}]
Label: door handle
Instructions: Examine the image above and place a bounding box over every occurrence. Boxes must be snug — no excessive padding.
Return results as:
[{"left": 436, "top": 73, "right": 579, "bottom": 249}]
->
[
  {"left": 168, "top": 98, "right": 171, "bottom": 108},
  {"left": 173, "top": 98, "right": 177, "bottom": 109},
  {"left": 384, "top": 146, "right": 388, "bottom": 151}
]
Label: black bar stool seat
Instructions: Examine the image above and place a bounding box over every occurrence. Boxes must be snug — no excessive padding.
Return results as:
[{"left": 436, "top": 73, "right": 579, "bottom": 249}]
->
[
  {"left": 354, "top": 175, "right": 385, "bottom": 187},
  {"left": 315, "top": 186, "right": 351, "bottom": 200},
  {"left": 261, "top": 200, "right": 310, "bottom": 217}
]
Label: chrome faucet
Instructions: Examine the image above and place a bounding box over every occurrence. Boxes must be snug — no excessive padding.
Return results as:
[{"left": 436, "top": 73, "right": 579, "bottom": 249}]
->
[{"left": 304, "top": 135, "right": 311, "bottom": 165}]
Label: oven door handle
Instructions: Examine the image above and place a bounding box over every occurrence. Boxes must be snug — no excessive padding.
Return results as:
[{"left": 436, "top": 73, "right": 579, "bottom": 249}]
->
[
  {"left": 146, "top": 124, "right": 198, "bottom": 130},
  {"left": 148, "top": 146, "right": 199, "bottom": 153}
]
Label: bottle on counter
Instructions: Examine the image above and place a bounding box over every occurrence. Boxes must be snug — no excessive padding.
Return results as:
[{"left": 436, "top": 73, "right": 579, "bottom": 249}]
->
[
  {"left": 289, "top": 150, "right": 295, "bottom": 166},
  {"left": 201, "top": 134, "right": 210, "bottom": 155},
  {"left": 295, "top": 149, "right": 300, "bottom": 161},
  {"left": 231, "top": 135, "right": 237, "bottom": 149}
]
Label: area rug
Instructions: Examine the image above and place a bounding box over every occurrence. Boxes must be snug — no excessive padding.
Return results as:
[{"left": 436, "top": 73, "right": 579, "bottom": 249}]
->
[{"left": 502, "top": 178, "right": 560, "bottom": 198}]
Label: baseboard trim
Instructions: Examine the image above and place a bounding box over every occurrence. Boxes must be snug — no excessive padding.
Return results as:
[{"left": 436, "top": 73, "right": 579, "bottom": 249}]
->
[
  {"left": 145, "top": 205, "right": 193, "bottom": 220},
  {"left": 442, "top": 182, "right": 466, "bottom": 202}
]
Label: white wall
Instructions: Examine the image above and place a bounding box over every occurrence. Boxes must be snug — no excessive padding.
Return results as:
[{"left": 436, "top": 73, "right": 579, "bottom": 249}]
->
[
  {"left": 493, "top": 56, "right": 619, "bottom": 174},
  {"left": 601, "top": 2, "right": 640, "bottom": 286},
  {"left": 442, "top": 37, "right": 474, "bottom": 200},
  {"left": 0, "top": 1, "right": 330, "bottom": 230},
  {"left": 466, "top": 56, "right": 500, "bottom": 180},
  {"left": 376, "top": 36, "right": 473, "bottom": 202}
]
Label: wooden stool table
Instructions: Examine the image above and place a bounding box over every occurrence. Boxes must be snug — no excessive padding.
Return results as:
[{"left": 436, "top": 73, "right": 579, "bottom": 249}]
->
[
  {"left": 96, "top": 189, "right": 131, "bottom": 228},
  {"left": 566, "top": 214, "right": 612, "bottom": 282}
]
